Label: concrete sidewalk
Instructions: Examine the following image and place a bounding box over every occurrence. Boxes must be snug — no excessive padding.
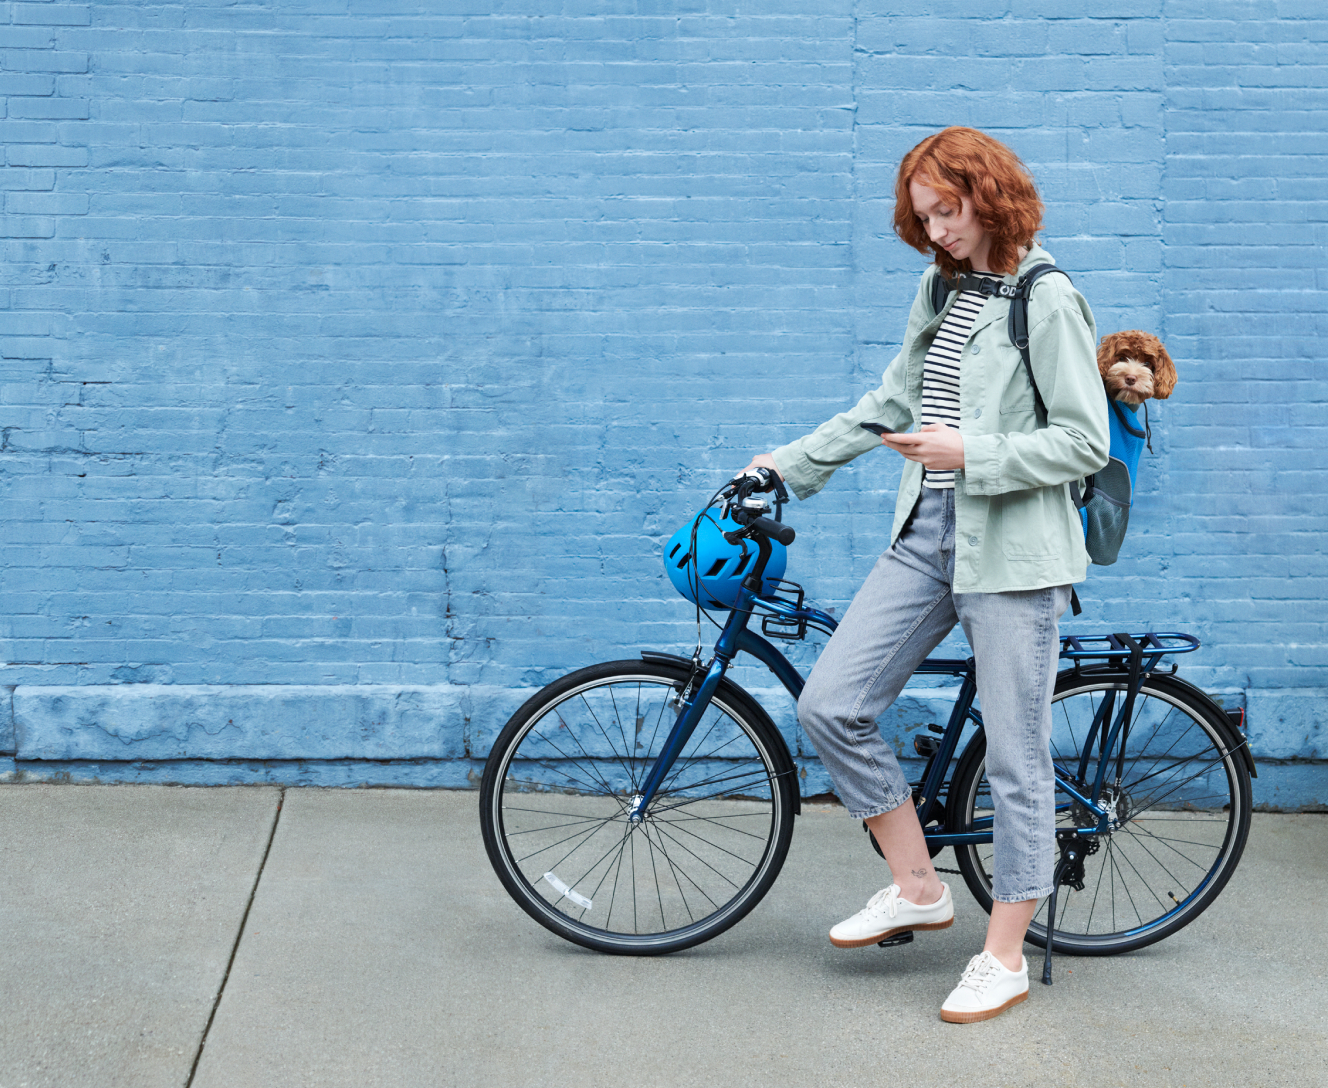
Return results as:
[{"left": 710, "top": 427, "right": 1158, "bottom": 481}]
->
[{"left": 1, "top": 785, "right": 1324, "bottom": 1088}]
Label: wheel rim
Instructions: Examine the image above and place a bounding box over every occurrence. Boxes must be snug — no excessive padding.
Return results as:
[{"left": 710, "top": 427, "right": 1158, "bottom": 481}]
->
[
  {"left": 490, "top": 672, "right": 786, "bottom": 949},
  {"left": 958, "top": 679, "right": 1245, "bottom": 949}
]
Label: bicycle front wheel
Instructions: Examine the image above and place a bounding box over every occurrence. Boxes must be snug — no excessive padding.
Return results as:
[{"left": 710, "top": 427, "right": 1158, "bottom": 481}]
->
[
  {"left": 479, "top": 659, "right": 797, "bottom": 955},
  {"left": 949, "top": 672, "right": 1252, "bottom": 955}
]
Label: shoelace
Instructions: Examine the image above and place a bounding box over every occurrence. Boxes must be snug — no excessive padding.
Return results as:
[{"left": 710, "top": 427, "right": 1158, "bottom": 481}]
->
[
  {"left": 862, "top": 884, "right": 901, "bottom": 920},
  {"left": 957, "top": 952, "right": 1002, "bottom": 992}
]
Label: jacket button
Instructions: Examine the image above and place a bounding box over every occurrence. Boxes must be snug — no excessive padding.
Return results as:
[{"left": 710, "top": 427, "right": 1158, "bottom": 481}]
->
[
  {"left": 974, "top": 408, "right": 982, "bottom": 418},
  {"left": 968, "top": 535, "right": 979, "bottom": 546},
  {"left": 970, "top": 344, "right": 981, "bottom": 355}
]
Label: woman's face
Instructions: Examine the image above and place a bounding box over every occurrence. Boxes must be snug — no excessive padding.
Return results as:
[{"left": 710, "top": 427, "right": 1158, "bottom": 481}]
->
[{"left": 909, "top": 178, "right": 993, "bottom": 271}]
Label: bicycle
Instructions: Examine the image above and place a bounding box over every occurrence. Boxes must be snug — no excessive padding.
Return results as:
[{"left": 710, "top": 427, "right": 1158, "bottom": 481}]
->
[{"left": 479, "top": 472, "right": 1254, "bottom": 978}]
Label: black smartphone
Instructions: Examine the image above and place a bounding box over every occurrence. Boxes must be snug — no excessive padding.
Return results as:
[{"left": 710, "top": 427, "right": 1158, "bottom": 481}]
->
[{"left": 859, "top": 421, "right": 897, "bottom": 436}]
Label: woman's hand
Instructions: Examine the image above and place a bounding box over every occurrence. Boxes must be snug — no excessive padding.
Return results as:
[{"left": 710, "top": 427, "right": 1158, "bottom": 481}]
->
[
  {"left": 740, "top": 453, "right": 783, "bottom": 479},
  {"left": 881, "top": 424, "right": 965, "bottom": 471}
]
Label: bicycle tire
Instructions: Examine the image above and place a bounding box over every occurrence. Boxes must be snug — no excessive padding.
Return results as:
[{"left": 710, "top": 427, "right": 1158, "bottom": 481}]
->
[
  {"left": 947, "top": 671, "right": 1252, "bottom": 955},
  {"left": 479, "top": 659, "right": 797, "bottom": 955}
]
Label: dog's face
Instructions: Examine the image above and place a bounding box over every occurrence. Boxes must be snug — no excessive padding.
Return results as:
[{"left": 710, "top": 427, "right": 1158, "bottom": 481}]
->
[{"left": 1097, "top": 331, "right": 1176, "bottom": 407}]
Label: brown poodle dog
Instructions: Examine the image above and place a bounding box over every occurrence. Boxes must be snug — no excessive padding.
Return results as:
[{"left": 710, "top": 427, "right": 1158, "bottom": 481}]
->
[{"left": 1097, "top": 330, "right": 1177, "bottom": 407}]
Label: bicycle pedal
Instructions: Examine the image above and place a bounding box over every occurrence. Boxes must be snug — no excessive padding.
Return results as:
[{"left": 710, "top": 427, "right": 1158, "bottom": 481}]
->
[{"left": 877, "top": 931, "right": 914, "bottom": 948}]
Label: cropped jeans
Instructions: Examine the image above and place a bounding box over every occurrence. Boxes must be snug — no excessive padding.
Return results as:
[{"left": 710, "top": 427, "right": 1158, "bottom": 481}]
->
[{"left": 798, "top": 486, "right": 1070, "bottom": 902}]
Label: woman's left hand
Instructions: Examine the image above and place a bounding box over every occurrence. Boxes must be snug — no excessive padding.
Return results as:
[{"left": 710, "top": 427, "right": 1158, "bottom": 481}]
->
[{"left": 881, "top": 423, "right": 965, "bottom": 471}]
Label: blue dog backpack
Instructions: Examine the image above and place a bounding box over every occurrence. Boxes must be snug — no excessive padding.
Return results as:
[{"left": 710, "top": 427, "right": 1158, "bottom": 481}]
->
[
  {"left": 929, "top": 264, "right": 1150, "bottom": 570},
  {"left": 1071, "top": 399, "right": 1148, "bottom": 567}
]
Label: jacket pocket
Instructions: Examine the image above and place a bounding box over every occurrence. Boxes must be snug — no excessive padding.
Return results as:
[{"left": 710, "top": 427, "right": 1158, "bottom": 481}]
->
[{"left": 992, "top": 487, "right": 1061, "bottom": 559}]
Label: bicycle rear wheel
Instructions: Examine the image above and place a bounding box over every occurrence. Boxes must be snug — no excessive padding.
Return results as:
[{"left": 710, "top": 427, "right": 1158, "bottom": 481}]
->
[
  {"left": 479, "top": 659, "right": 797, "bottom": 955},
  {"left": 948, "top": 672, "right": 1252, "bottom": 955}
]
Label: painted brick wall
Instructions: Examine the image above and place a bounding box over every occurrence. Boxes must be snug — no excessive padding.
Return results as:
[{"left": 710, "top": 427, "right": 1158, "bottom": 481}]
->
[{"left": 1, "top": 1, "right": 1323, "bottom": 806}]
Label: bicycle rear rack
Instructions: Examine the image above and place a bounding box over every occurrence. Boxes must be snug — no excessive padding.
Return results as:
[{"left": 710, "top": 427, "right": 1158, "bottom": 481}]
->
[{"left": 1060, "top": 631, "right": 1199, "bottom": 659}]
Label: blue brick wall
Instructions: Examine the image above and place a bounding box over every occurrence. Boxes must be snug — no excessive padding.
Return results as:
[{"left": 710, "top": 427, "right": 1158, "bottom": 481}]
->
[{"left": 1, "top": 2, "right": 1323, "bottom": 806}]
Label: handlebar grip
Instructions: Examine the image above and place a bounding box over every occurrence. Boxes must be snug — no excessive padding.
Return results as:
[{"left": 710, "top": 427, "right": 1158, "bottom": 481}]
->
[{"left": 751, "top": 516, "right": 795, "bottom": 546}]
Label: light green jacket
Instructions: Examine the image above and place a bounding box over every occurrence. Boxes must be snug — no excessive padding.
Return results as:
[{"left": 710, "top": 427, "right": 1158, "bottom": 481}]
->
[{"left": 772, "top": 245, "right": 1110, "bottom": 594}]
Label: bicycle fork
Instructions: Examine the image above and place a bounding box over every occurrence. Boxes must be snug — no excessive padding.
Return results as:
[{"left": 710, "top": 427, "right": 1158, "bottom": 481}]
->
[
  {"left": 626, "top": 576, "right": 786, "bottom": 823},
  {"left": 627, "top": 651, "right": 730, "bottom": 823}
]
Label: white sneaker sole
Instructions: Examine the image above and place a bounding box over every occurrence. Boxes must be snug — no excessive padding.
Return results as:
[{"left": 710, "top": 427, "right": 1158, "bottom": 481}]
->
[
  {"left": 828, "top": 914, "right": 953, "bottom": 949},
  {"left": 939, "top": 988, "right": 1028, "bottom": 1023}
]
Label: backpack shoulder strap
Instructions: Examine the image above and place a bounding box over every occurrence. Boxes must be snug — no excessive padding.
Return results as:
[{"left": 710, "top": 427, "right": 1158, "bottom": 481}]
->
[
  {"left": 928, "top": 269, "right": 952, "bottom": 317},
  {"left": 1007, "top": 263, "right": 1072, "bottom": 419}
]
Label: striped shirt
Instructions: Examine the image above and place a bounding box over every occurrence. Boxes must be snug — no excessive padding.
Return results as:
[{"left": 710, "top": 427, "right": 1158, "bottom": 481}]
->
[{"left": 920, "top": 276, "right": 999, "bottom": 489}]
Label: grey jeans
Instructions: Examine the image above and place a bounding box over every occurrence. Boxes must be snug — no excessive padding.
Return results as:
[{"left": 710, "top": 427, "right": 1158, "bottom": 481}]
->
[{"left": 798, "top": 486, "right": 1070, "bottom": 902}]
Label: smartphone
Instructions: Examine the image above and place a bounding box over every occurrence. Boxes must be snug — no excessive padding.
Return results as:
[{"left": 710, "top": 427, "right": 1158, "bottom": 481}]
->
[{"left": 859, "top": 421, "right": 897, "bottom": 436}]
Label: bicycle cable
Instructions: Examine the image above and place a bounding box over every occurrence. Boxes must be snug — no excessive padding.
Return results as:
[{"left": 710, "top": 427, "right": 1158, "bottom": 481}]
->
[{"left": 687, "top": 482, "right": 734, "bottom": 659}]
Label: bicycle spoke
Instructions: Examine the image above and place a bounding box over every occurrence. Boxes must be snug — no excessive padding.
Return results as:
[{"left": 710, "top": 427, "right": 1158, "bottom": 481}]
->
[
  {"left": 606, "top": 686, "right": 642, "bottom": 793},
  {"left": 1108, "top": 835, "right": 1169, "bottom": 914},
  {"left": 630, "top": 832, "right": 639, "bottom": 933},
  {"left": 1126, "top": 755, "right": 1235, "bottom": 819},
  {"left": 641, "top": 825, "right": 722, "bottom": 912},
  {"left": 518, "top": 811, "right": 621, "bottom": 869},
  {"left": 581, "top": 821, "right": 632, "bottom": 906},
  {"left": 1114, "top": 825, "right": 1195, "bottom": 897},
  {"left": 642, "top": 821, "right": 669, "bottom": 931},
  {"left": 503, "top": 763, "right": 617, "bottom": 798},
  {"left": 1083, "top": 837, "right": 1111, "bottom": 932},
  {"left": 647, "top": 820, "right": 744, "bottom": 891},
  {"left": 645, "top": 767, "right": 775, "bottom": 812},
  {"left": 573, "top": 695, "right": 640, "bottom": 791},
  {"left": 654, "top": 768, "right": 772, "bottom": 808},
  {"left": 604, "top": 824, "right": 630, "bottom": 929},
  {"left": 641, "top": 822, "right": 698, "bottom": 925},
  {"left": 657, "top": 711, "right": 730, "bottom": 796},
  {"left": 653, "top": 809, "right": 770, "bottom": 842},
  {"left": 524, "top": 726, "right": 620, "bottom": 797},
  {"left": 507, "top": 813, "right": 617, "bottom": 837},
  {"left": 1126, "top": 822, "right": 1226, "bottom": 862},
  {"left": 653, "top": 812, "right": 763, "bottom": 869}
]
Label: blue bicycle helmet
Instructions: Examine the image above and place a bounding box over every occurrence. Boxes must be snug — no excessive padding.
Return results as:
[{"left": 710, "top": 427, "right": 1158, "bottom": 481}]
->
[{"left": 664, "top": 508, "right": 788, "bottom": 610}]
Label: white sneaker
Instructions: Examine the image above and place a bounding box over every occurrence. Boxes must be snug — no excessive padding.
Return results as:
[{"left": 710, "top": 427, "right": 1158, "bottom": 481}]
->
[
  {"left": 940, "top": 951, "right": 1030, "bottom": 1023},
  {"left": 828, "top": 883, "right": 954, "bottom": 948}
]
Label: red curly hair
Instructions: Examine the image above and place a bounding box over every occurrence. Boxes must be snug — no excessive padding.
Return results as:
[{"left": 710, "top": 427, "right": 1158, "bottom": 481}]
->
[{"left": 893, "top": 127, "right": 1044, "bottom": 278}]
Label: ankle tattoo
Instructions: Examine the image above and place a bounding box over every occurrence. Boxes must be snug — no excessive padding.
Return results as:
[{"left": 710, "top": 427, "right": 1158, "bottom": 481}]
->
[{"left": 911, "top": 868, "right": 930, "bottom": 880}]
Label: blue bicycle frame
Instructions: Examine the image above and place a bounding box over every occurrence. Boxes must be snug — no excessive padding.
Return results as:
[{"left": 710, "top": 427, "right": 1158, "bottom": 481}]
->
[{"left": 628, "top": 574, "right": 1201, "bottom": 848}]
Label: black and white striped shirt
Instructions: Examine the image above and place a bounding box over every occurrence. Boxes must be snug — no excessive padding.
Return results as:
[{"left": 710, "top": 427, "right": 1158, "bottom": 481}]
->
[{"left": 920, "top": 276, "right": 998, "bottom": 489}]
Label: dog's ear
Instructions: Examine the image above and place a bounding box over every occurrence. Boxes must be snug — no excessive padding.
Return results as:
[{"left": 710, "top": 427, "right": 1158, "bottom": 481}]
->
[
  {"left": 1150, "top": 338, "right": 1177, "bottom": 399},
  {"left": 1096, "top": 332, "right": 1125, "bottom": 381}
]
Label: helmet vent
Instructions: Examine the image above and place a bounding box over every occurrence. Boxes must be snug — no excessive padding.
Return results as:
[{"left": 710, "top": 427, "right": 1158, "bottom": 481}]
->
[
  {"left": 732, "top": 550, "right": 752, "bottom": 576},
  {"left": 676, "top": 552, "right": 692, "bottom": 570},
  {"left": 703, "top": 558, "right": 727, "bottom": 578},
  {"left": 668, "top": 542, "right": 682, "bottom": 559}
]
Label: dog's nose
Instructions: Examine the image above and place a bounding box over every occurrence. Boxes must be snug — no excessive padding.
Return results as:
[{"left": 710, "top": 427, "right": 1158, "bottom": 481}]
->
[{"left": 1125, "top": 376, "right": 1135, "bottom": 385}]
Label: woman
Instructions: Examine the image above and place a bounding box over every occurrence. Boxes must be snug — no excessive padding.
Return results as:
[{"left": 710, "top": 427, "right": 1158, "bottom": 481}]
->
[{"left": 743, "top": 127, "right": 1109, "bottom": 1022}]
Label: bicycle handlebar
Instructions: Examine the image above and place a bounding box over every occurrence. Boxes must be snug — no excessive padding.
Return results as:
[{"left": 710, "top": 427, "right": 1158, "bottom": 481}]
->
[
  {"left": 718, "top": 467, "right": 795, "bottom": 547},
  {"left": 749, "top": 515, "right": 795, "bottom": 546}
]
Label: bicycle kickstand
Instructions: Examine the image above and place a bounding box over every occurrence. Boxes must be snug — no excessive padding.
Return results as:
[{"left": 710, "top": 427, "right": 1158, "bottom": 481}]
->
[
  {"left": 1042, "top": 831, "right": 1089, "bottom": 985},
  {"left": 1041, "top": 859, "right": 1068, "bottom": 985}
]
